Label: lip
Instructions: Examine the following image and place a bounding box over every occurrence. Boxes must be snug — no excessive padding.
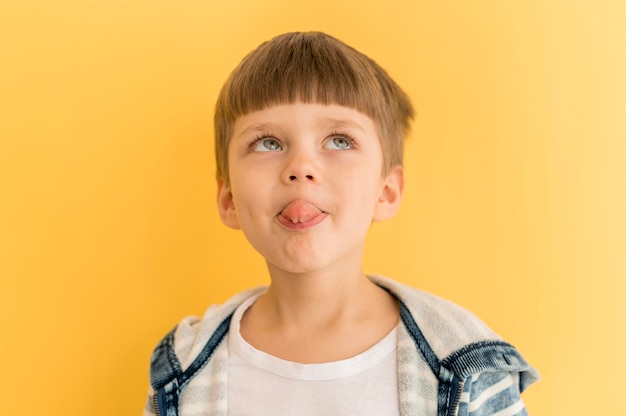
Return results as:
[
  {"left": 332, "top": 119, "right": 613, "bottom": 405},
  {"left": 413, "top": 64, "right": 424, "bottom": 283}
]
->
[{"left": 277, "top": 200, "right": 328, "bottom": 231}]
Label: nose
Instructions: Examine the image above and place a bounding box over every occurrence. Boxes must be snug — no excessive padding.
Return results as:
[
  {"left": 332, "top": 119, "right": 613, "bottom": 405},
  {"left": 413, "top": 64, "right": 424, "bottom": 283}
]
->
[{"left": 281, "top": 149, "right": 319, "bottom": 184}]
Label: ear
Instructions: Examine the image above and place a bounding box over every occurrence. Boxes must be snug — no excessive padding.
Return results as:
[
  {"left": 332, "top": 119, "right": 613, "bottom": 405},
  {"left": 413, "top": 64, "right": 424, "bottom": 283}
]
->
[
  {"left": 216, "top": 179, "right": 240, "bottom": 229},
  {"left": 373, "top": 166, "right": 405, "bottom": 222}
]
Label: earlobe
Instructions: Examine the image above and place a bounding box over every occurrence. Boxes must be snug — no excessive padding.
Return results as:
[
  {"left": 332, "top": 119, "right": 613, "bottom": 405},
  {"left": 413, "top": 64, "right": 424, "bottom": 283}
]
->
[
  {"left": 217, "top": 179, "right": 241, "bottom": 229},
  {"left": 373, "top": 166, "right": 405, "bottom": 222}
]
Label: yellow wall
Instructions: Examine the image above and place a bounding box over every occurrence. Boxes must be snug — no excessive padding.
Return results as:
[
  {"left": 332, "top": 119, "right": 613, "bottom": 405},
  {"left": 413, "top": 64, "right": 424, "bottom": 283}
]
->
[{"left": 1, "top": 1, "right": 624, "bottom": 414}]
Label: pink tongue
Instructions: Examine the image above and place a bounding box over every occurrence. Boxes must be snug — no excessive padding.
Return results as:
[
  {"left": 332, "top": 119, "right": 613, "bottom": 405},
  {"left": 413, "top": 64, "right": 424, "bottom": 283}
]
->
[{"left": 281, "top": 200, "right": 322, "bottom": 222}]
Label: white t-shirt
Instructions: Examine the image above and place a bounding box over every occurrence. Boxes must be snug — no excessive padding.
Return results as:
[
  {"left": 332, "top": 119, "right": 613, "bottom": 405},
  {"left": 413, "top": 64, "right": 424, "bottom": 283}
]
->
[{"left": 227, "top": 294, "right": 400, "bottom": 416}]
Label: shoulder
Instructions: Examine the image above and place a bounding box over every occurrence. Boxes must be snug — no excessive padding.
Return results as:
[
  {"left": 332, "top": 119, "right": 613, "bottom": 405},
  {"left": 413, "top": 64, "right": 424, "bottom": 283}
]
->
[
  {"left": 372, "top": 275, "right": 539, "bottom": 395},
  {"left": 151, "top": 286, "right": 266, "bottom": 372},
  {"left": 370, "top": 275, "right": 501, "bottom": 358}
]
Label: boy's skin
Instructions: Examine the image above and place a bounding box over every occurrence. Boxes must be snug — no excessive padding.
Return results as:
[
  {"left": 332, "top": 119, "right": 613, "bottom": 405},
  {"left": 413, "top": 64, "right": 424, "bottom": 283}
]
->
[{"left": 217, "top": 102, "right": 404, "bottom": 364}]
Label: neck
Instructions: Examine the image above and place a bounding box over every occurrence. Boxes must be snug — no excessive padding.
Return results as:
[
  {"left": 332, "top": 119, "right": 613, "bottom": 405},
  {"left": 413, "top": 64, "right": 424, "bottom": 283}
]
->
[
  {"left": 257, "top": 262, "right": 392, "bottom": 329},
  {"left": 239, "top": 262, "right": 400, "bottom": 363}
]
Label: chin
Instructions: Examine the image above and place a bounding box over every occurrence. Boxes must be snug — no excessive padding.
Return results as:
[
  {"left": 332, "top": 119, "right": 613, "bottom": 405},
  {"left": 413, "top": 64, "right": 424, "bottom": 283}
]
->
[{"left": 265, "top": 252, "right": 331, "bottom": 275}]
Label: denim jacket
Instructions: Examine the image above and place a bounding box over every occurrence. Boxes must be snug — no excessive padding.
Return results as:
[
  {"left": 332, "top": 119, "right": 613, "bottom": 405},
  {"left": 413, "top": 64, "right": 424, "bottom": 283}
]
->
[{"left": 146, "top": 276, "right": 538, "bottom": 416}]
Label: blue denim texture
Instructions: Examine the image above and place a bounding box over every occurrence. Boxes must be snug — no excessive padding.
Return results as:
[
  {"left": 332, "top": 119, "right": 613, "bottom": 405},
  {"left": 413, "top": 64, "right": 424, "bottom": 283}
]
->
[
  {"left": 151, "top": 314, "right": 232, "bottom": 416},
  {"left": 397, "top": 298, "right": 534, "bottom": 415}
]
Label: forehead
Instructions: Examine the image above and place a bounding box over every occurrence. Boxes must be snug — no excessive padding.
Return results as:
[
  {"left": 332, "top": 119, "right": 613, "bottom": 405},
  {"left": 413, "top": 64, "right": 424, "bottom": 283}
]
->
[{"left": 231, "top": 103, "right": 379, "bottom": 139}]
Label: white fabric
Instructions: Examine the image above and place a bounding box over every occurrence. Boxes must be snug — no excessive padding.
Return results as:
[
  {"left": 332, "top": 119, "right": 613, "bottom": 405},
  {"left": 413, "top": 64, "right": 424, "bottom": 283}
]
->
[{"left": 227, "top": 293, "right": 400, "bottom": 416}]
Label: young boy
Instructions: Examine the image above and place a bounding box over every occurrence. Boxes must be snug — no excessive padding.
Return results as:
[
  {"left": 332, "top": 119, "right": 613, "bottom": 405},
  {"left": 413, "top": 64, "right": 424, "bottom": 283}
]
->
[{"left": 145, "top": 32, "right": 538, "bottom": 416}]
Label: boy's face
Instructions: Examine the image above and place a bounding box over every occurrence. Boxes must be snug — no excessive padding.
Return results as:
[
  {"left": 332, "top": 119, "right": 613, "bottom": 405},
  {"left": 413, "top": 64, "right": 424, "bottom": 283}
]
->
[{"left": 217, "top": 103, "right": 404, "bottom": 275}]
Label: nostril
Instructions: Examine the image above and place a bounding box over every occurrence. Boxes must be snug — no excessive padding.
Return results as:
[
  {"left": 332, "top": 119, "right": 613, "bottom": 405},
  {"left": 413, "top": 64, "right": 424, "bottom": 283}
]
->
[{"left": 287, "top": 174, "right": 314, "bottom": 181}]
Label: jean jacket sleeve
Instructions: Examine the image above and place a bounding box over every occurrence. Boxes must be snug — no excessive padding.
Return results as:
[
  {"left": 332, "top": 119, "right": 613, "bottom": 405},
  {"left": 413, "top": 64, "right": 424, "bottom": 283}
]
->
[{"left": 456, "top": 371, "right": 528, "bottom": 416}]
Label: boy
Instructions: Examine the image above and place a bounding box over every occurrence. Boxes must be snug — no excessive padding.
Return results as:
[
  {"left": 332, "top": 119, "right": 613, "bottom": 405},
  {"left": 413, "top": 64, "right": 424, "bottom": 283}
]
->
[{"left": 145, "top": 32, "right": 538, "bottom": 416}]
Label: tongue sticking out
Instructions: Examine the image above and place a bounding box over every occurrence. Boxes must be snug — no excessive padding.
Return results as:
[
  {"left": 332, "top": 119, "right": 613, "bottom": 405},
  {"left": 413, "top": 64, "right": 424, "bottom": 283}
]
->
[{"left": 280, "top": 200, "right": 323, "bottom": 224}]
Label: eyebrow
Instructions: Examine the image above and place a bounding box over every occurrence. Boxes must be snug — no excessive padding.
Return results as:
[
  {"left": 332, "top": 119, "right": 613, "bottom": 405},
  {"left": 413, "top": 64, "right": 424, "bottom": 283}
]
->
[
  {"left": 317, "top": 118, "right": 367, "bottom": 132},
  {"left": 237, "top": 123, "right": 276, "bottom": 137},
  {"left": 236, "top": 117, "right": 367, "bottom": 138}
]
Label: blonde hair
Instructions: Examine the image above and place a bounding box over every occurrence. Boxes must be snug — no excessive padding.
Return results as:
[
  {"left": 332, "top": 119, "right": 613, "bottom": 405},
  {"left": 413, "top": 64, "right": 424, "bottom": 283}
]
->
[{"left": 214, "top": 31, "right": 414, "bottom": 185}]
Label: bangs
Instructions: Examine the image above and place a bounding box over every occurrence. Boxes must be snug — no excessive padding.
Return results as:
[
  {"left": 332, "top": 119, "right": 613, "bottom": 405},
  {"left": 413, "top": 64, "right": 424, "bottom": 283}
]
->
[{"left": 217, "top": 32, "right": 389, "bottom": 126}]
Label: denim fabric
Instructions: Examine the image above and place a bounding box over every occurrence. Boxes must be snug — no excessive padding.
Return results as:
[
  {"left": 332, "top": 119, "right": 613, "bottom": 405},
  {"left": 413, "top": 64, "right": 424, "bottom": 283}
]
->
[
  {"left": 150, "top": 314, "right": 232, "bottom": 416},
  {"left": 150, "top": 327, "right": 182, "bottom": 390},
  {"left": 456, "top": 372, "right": 529, "bottom": 416},
  {"left": 442, "top": 340, "right": 537, "bottom": 392},
  {"left": 396, "top": 295, "right": 535, "bottom": 416}
]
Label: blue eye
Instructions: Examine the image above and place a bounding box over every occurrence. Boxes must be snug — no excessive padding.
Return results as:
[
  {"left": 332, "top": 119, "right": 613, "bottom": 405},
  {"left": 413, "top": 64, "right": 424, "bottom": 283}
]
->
[
  {"left": 324, "top": 136, "right": 353, "bottom": 150},
  {"left": 252, "top": 138, "right": 282, "bottom": 152}
]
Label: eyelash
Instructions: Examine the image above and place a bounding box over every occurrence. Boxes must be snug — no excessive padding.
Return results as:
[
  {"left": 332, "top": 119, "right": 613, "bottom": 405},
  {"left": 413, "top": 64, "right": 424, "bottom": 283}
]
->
[
  {"left": 246, "top": 133, "right": 277, "bottom": 150},
  {"left": 328, "top": 131, "right": 357, "bottom": 149},
  {"left": 246, "top": 131, "right": 357, "bottom": 150}
]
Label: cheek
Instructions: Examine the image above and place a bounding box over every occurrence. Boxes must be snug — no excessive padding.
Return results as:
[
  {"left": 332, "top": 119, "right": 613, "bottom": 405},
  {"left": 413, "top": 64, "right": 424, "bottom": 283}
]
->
[
  {"left": 230, "top": 183, "right": 269, "bottom": 221},
  {"left": 338, "top": 179, "right": 382, "bottom": 217}
]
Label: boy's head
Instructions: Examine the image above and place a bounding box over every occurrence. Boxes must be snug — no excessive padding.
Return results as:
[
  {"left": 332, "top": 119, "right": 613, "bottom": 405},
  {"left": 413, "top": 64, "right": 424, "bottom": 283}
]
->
[{"left": 214, "top": 31, "right": 414, "bottom": 186}]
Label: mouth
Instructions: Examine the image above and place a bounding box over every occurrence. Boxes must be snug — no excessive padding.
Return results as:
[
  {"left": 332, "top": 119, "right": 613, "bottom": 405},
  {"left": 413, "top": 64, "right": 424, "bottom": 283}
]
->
[{"left": 277, "top": 200, "right": 327, "bottom": 230}]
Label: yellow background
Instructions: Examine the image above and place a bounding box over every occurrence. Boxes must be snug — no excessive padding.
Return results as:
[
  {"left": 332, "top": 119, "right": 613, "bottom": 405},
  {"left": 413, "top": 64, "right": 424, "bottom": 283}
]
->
[{"left": 1, "top": 0, "right": 625, "bottom": 414}]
